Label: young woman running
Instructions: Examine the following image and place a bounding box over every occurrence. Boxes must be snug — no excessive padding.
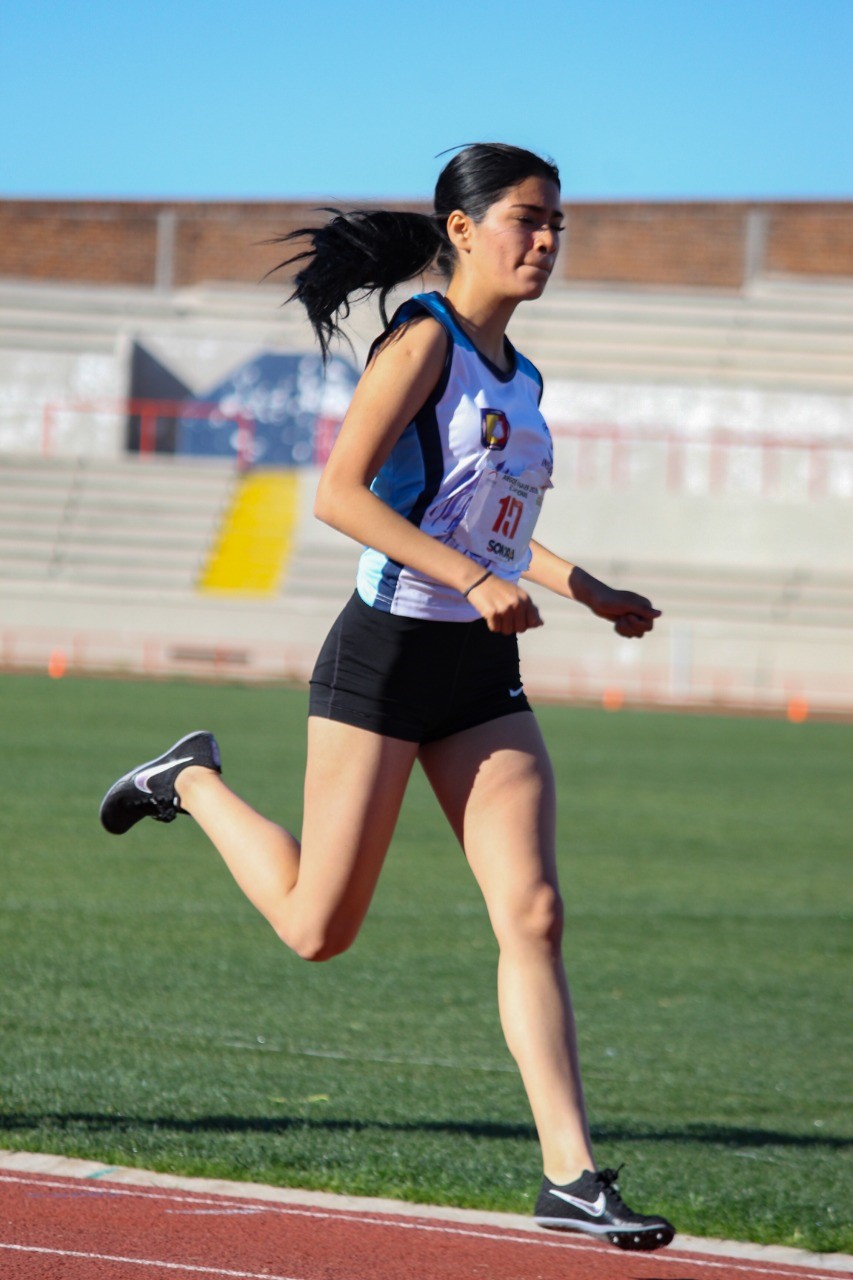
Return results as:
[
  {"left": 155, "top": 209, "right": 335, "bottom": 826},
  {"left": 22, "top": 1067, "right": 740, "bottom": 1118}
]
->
[{"left": 100, "top": 143, "right": 674, "bottom": 1252}]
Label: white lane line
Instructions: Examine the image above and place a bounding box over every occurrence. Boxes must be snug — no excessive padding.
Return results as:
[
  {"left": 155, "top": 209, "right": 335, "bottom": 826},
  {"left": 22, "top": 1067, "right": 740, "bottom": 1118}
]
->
[
  {"left": 167, "top": 1208, "right": 272, "bottom": 1216},
  {"left": 0, "top": 1173, "right": 844, "bottom": 1280},
  {"left": 0, "top": 1241, "right": 312, "bottom": 1280}
]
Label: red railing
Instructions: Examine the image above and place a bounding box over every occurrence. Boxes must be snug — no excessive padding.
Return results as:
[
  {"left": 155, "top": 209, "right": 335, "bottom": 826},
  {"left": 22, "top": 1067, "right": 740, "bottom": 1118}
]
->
[
  {"left": 550, "top": 422, "right": 852, "bottom": 500},
  {"left": 39, "top": 398, "right": 349, "bottom": 468},
  {"left": 35, "top": 399, "right": 853, "bottom": 499},
  {"left": 41, "top": 398, "right": 257, "bottom": 468}
]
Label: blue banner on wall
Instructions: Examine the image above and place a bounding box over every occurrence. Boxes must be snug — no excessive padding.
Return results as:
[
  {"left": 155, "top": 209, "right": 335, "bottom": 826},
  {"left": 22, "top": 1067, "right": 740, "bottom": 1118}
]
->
[{"left": 177, "top": 352, "right": 358, "bottom": 465}]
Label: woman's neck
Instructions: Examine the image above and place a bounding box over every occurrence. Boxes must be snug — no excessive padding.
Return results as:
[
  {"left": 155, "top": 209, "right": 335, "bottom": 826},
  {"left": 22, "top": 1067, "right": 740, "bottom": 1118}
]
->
[{"left": 442, "top": 282, "right": 517, "bottom": 372}]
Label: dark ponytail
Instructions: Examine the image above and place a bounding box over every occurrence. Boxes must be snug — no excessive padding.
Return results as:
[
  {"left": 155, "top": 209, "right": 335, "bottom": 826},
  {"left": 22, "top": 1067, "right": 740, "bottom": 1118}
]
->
[
  {"left": 273, "top": 143, "right": 559, "bottom": 359},
  {"left": 270, "top": 209, "right": 444, "bottom": 361}
]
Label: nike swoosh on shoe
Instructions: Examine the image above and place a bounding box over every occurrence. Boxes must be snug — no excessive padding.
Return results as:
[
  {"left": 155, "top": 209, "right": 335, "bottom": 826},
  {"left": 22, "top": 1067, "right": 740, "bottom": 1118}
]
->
[
  {"left": 549, "top": 1189, "right": 608, "bottom": 1218},
  {"left": 134, "top": 756, "right": 194, "bottom": 794}
]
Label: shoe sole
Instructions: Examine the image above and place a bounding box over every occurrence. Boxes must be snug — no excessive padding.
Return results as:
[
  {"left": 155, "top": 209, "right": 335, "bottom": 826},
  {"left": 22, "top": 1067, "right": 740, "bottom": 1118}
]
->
[
  {"left": 534, "top": 1216, "right": 674, "bottom": 1251},
  {"left": 608, "top": 1226, "right": 675, "bottom": 1251},
  {"left": 99, "top": 731, "right": 217, "bottom": 835}
]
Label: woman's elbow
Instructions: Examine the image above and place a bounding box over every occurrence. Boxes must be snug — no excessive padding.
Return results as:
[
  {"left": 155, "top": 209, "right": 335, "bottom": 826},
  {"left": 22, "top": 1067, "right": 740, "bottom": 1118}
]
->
[
  {"left": 314, "top": 467, "right": 373, "bottom": 535},
  {"left": 313, "top": 475, "right": 341, "bottom": 528}
]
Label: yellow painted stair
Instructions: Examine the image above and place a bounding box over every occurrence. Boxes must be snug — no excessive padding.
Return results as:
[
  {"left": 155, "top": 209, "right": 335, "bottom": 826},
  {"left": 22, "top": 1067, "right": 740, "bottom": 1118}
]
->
[{"left": 199, "top": 469, "right": 298, "bottom": 596}]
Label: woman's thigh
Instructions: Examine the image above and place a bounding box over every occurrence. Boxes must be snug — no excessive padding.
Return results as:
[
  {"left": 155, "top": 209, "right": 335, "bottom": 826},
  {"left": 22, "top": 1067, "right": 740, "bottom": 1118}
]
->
[
  {"left": 294, "top": 715, "right": 420, "bottom": 951},
  {"left": 418, "top": 713, "right": 560, "bottom": 939}
]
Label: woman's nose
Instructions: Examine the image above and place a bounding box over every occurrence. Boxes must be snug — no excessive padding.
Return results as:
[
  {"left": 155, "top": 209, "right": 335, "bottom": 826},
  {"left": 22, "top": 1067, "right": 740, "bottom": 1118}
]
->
[{"left": 535, "top": 225, "right": 559, "bottom": 255}]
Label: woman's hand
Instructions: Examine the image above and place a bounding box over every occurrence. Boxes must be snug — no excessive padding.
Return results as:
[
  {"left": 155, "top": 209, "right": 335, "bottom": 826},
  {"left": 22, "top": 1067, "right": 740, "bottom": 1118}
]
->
[
  {"left": 569, "top": 567, "right": 661, "bottom": 638},
  {"left": 466, "top": 572, "right": 543, "bottom": 635}
]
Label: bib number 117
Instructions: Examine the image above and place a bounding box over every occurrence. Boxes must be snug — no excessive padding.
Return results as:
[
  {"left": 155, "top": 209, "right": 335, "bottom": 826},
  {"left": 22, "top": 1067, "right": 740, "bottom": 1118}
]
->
[{"left": 492, "top": 495, "right": 524, "bottom": 540}]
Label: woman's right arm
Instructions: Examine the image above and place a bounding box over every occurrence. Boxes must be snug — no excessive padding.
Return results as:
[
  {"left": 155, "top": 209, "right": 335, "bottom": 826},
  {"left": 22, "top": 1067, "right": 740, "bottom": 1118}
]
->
[{"left": 314, "top": 318, "right": 541, "bottom": 634}]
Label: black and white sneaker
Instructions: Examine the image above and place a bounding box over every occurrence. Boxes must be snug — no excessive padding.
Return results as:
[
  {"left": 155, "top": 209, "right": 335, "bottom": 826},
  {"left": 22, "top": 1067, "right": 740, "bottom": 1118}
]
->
[
  {"left": 534, "top": 1166, "right": 674, "bottom": 1251},
  {"left": 99, "top": 731, "right": 221, "bottom": 835}
]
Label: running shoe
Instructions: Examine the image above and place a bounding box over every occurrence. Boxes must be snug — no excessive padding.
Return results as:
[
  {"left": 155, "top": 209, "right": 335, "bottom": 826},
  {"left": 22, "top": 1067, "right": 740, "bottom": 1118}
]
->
[
  {"left": 99, "top": 731, "right": 221, "bottom": 835},
  {"left": 534, "top": 1166, "right": 675, "bottom": 1251}
]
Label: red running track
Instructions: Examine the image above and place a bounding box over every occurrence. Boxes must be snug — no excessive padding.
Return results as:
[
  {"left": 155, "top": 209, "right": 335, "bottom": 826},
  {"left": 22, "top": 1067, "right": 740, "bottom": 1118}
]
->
[{"left": 0, "top": 1167, "right": 849, "bottom": 1280}]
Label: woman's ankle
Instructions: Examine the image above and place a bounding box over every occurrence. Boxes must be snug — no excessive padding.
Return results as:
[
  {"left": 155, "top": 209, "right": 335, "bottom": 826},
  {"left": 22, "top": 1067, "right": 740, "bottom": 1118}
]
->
[{"left": 175, "top": 764, "right": 219, "bottom": 806}]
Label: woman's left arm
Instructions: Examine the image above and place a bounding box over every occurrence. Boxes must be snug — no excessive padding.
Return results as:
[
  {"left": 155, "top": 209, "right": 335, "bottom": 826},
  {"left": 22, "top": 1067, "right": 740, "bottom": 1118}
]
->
[{"left": 522, "top": 540, "right": 661, "bottom": 639}]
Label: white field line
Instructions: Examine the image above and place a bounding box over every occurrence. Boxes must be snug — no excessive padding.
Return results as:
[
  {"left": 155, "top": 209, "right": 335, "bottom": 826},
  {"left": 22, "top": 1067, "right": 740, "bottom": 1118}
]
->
[{"left": 0, "top": 1170, "right": 848, "bottom": 1280}]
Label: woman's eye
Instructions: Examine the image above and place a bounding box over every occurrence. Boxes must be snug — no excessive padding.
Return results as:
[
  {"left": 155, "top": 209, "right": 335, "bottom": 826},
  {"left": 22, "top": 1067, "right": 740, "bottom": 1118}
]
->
[{"left": 516, "top": 217, "right": 564, "bottom": 232}]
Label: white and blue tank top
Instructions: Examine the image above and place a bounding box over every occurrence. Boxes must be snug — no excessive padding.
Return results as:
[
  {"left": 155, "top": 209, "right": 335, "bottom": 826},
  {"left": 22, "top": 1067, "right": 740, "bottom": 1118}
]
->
[{"left": 356, "top": 291, "right": 554, "bottom": 621}]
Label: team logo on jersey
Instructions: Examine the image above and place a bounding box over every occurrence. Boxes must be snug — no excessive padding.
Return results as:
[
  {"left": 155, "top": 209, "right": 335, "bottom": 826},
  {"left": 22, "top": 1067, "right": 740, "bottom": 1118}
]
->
[{"left": 480, "top": 408, "right": 511, "bottom": 451}]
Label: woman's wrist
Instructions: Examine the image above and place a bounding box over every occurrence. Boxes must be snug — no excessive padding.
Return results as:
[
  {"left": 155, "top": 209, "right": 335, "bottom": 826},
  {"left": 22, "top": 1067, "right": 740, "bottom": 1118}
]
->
[
  {"left": 568, "top": 566, "right": 603, "bottom": 609},
  {"left": 463, "top": 569, "right": 492, "bottom": 598}
]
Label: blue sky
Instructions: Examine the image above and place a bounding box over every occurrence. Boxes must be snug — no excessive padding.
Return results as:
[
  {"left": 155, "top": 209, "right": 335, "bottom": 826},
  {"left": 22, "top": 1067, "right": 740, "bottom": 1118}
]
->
[{"left": 2, "top": 0, "right": 851, "bottom": 201}]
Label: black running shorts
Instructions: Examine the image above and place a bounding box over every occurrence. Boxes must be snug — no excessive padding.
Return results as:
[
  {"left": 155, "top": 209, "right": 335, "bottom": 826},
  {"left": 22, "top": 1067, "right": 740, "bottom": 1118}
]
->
[{"left": 309, "top": 591, "right": 532, "bottom": 743}]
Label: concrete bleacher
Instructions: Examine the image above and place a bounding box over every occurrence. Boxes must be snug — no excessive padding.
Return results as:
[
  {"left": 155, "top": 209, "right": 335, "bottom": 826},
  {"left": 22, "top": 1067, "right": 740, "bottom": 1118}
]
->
[
  {"left": 2, "top": 272, "right": 853, "bottom": 394},
  {"left": 0, "top": 279, "right": 316, "bottom": 355},
  {"left": 2, "top": 450, "right": 850, "bottom": 714},
  {"left": 510, "top": 276, "right": 853, "bottom": 392},
  {"left": 0, "top": 454, "right": 233, "bottom": 591},
  {"left": 1, "top": 273, "right": 851, "bottom": 713}
]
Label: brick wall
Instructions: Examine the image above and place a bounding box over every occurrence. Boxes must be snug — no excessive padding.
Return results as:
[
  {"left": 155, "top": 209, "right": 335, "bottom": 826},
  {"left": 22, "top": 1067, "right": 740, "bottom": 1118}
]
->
[
  {"left": 2, "top": 198, "right": 851, "bottom": 290},
  {"left": 561, "top": 203, "right": 749, "bottom": 287},
  {"left": 0, "top": 202, "right": 159, "bottom": 286},
  {"left": 765, "top": 204, "right": 853, "bottom": 276}
]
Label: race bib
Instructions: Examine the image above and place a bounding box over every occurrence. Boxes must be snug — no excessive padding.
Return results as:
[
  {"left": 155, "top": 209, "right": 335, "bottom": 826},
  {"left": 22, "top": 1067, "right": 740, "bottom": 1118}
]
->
[{"left": 456, "top": 466, "right": 552, "bottom": 570}]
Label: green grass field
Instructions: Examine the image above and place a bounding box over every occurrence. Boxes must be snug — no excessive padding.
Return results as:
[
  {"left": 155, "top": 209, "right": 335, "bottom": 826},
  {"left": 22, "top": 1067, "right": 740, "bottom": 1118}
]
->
[{"left": 0, "top": 673, "right": 850, "bottom": 1252}]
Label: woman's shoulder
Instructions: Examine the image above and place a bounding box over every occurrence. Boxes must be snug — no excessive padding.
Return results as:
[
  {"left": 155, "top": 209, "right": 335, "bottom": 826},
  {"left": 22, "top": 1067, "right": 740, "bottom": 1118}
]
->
[
  {"left": 368, "top": 298, "right": 450, "bottom": 374},
  {"left": 387, "top": 290, "right": 450, "bottom": 331}
]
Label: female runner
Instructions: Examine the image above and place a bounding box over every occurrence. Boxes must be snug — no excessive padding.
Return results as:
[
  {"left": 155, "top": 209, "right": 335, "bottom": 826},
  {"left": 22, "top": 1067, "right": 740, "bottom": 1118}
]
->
[{"left": 100, "top": 142, "right": 674, "bottom": 1252}]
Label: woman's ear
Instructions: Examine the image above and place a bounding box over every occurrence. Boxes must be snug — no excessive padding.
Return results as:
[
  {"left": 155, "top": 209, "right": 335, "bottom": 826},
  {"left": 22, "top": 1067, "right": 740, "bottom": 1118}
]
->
[{"left": 446, "top": 209, "right": 472, "bottom": 253}]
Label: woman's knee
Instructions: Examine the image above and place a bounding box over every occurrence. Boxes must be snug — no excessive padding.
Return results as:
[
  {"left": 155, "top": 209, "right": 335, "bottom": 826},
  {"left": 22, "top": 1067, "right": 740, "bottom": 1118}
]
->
[
  {"left": 276, "top": 915, "right": 359, "bottom": 963},
  {"left": 493, "top": 880, "right": 564, "bottom": 952}
]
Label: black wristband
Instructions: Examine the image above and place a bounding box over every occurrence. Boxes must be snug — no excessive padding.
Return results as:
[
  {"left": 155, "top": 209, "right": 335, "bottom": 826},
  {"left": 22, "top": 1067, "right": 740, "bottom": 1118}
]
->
[{"left": 463, "top": 570, "right": 492, "bottom": 599}]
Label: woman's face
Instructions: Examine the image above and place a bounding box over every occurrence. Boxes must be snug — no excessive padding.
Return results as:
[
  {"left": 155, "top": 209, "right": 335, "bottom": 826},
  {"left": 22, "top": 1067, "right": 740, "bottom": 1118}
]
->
[{"left": 451, "top": 175, "right": 564, "bottom": 302}]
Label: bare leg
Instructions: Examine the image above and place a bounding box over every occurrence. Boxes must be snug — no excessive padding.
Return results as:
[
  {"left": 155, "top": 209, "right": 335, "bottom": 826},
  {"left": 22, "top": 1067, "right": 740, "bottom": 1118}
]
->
[
  {"left": 419, "top": 713, "right": 594, "bottom": 1185},
  {"left": 177, "top": 717, "right": 420, "bottom": 961}
]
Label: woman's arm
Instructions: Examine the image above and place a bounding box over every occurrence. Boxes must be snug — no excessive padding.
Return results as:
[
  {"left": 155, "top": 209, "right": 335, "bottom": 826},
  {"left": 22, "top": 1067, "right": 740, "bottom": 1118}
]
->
[
  {"left": 314, "top": 318, "right": 542, "bottom": 634},
  {"left": 523, "top": 540, "right": 661, "bottom": 638}
]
